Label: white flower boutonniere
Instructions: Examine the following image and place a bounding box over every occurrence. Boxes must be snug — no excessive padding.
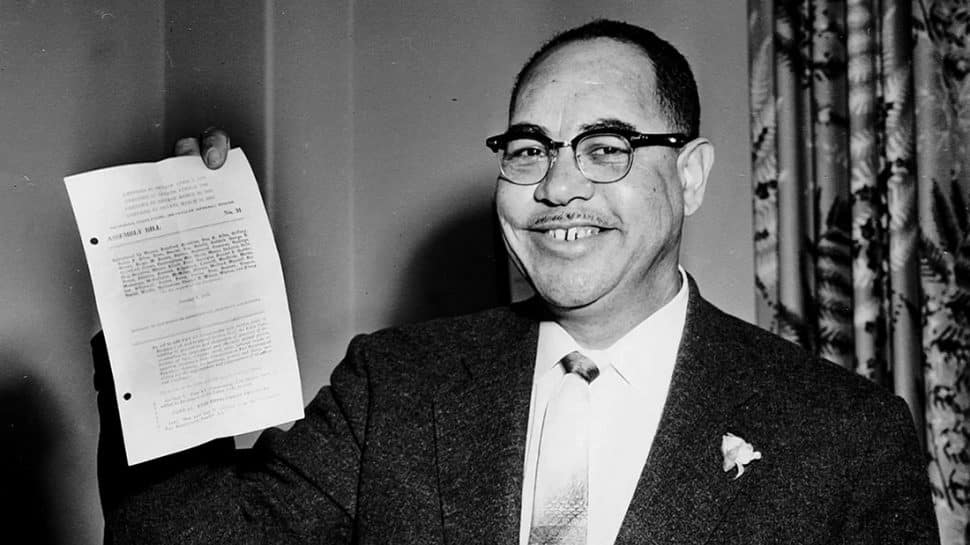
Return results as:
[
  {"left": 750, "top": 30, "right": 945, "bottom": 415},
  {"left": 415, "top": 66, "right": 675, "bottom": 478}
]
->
[{"left": 721, "top": 433, "right": 762, "bottom": 479}]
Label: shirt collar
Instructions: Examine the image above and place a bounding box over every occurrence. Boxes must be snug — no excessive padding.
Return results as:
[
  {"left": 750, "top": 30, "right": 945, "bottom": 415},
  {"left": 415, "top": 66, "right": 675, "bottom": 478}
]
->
[{"left": 534, "top": 267, "right": 690, "bottom": 387}]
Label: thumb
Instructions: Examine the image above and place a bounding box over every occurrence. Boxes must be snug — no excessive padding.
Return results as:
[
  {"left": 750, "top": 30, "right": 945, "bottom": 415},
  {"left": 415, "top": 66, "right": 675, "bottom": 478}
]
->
[{"left": 200, "top": 127, "right": 231, "bottom": 169}]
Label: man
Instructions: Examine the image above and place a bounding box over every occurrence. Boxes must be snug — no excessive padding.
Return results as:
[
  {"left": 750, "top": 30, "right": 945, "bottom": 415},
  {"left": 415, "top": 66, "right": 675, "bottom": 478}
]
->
[{"left": 96, "top": 20, "right": 938, "bottom": 544}]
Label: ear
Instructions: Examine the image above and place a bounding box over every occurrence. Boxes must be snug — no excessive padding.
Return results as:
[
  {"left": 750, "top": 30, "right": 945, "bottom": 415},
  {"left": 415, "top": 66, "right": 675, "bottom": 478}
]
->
[{"left": 675, "top": 137, "right": 715, "bottom": 216}]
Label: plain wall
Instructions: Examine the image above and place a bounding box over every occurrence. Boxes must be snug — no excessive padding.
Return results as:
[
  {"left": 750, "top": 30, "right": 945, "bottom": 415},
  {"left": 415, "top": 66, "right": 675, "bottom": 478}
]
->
[
  {"left": 0, "top": 2, "right": 751, "bottom": 543},
  {"left": 0, "top": 2, "right": 166, "bottom": 543}
]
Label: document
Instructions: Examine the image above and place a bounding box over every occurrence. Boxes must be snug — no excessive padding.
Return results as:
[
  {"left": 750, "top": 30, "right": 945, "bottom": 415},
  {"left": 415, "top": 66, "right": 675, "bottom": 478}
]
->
[{"left": 65, "top": 149, "right": 303, "bottom": 465}]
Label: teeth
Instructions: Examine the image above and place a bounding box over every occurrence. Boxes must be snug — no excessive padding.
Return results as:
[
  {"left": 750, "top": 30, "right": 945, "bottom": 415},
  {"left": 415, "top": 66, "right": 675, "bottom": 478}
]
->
[{"left": 545, "top": 227, "right": 600, "bottom": 241}]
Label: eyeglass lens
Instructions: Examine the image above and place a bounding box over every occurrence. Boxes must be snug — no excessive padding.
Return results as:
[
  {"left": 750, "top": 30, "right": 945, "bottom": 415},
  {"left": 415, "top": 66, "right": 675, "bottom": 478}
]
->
[{"left": 498, "top": 134, "right": 633, "bottom": 185}]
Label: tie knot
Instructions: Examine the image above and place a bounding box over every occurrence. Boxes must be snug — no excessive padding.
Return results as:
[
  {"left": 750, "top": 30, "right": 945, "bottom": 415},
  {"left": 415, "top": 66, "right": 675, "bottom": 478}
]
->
[{"left": 560, "top": 351, "right": 599, "bottom": 383}]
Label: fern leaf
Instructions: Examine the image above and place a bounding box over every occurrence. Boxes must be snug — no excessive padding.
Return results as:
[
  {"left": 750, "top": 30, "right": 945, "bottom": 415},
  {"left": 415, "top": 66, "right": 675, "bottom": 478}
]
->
[
  {"left": 750, "top": 36, "right": 775, "bottom": 117},
  {"left": 775, "top": 300, "right": 815, "bottom": 352},
  {"left": 950, "top": 179, "right": 970, "bottom": 234},
  {"left": 932, "top": 179, "right": 963, "bottom": 253},
  {"left": 920, "top": 231, "right": 952, "bottom": 284}
]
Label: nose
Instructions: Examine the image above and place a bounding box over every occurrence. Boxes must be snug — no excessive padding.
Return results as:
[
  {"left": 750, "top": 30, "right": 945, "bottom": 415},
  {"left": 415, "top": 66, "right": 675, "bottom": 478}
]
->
[{"left": 533, "top": 149, "right": 595, "bottom": 205}]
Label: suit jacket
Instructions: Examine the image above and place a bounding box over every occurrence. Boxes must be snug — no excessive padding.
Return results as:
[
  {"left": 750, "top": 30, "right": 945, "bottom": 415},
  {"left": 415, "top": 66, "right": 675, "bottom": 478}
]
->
[{"left": 97, "top": 279, "right": 939, "bottom": 544}]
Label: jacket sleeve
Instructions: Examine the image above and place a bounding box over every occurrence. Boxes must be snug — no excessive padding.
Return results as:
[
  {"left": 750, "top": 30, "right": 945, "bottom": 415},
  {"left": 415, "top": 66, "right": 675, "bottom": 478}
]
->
[
  {"left": 837, "top": 394, "right": 939, "bottom": 544},
  {"left": 95, "top": 331, "right": 371, "bottom": 544}
]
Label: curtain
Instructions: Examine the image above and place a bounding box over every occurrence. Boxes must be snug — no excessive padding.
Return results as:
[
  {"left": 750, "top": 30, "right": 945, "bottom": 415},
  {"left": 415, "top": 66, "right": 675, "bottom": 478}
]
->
[{"left": 748, "top": 0, "right": 970, "bottom": 541}]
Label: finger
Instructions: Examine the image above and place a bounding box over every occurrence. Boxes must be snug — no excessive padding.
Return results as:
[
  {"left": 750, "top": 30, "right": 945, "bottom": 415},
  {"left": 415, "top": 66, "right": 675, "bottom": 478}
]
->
[
  {"left": 200, "top": 127, "right": 231, "bottom": 170},
  {"left": 174, "top": 137, "right": 201, "bottom": 157}
]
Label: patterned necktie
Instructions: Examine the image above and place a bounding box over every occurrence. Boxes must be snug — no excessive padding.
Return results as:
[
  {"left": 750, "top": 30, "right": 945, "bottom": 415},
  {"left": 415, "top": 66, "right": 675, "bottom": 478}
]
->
[{"left": 529, "top": 351, "right": 600, "bottom": 545}]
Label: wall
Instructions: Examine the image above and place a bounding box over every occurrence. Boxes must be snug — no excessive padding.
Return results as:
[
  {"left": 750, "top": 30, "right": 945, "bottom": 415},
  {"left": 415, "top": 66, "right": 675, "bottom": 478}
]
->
[
  {"left": 0, "top": 1, "right": 750, "bottom": 543},
  {"left": 265, "top": 2, "right": 356, "bottom": 399},
  {"left": 0, "top": 2, "right": 166, "bottom": 543}
]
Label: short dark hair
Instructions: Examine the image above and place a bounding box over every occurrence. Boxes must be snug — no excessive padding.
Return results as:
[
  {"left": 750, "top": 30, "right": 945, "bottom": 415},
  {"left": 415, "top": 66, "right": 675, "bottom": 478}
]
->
[{"left": 509, "top": 19, "right": 700, "bottom": 138}]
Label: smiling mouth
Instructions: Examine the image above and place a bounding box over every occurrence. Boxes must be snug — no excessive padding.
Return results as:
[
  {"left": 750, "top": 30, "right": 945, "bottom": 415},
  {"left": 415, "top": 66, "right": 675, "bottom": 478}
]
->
[{"left": 544, "top": 226, "right": 601, "bottom": 241}]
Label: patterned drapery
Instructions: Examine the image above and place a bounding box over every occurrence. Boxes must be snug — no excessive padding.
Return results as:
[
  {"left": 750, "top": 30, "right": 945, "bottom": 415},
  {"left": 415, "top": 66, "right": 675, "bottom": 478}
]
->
[{"left": 748, "top": 0, "right": 970, "bottom": 541}]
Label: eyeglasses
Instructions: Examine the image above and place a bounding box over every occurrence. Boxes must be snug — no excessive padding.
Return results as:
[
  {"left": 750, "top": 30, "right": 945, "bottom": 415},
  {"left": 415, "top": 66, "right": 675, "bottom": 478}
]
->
[{"left": 485, "top": 127, "right": 691, "bottom": 185}]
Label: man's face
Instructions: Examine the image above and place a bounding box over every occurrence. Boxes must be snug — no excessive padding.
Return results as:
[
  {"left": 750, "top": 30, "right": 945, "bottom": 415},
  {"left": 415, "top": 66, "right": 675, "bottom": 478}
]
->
[{"left": 495, "top": 38, "right": 704, "bottom": 320}]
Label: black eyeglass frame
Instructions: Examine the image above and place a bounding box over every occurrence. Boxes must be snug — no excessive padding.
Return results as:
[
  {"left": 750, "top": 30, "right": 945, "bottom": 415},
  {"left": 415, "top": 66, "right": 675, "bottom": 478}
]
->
[{"left": 485, "top": 127, "right": 692, "bottom": 185}]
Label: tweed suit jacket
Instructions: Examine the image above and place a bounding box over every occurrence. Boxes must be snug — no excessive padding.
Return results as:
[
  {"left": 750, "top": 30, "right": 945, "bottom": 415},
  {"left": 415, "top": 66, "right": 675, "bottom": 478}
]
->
[{"left": 97, "top": 279, "right": 938, "bottom": 544}]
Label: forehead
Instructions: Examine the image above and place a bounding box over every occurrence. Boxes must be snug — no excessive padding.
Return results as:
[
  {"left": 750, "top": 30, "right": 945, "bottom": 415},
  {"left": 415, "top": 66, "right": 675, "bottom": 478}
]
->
[{"left": 511, "top": 38, "right": 663, "bottom": 134}]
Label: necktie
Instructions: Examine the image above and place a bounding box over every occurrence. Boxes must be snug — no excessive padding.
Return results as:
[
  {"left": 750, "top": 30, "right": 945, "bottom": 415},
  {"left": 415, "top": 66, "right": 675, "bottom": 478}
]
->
[{"left": 529, "top": 351, "right": 600, "bottom": 545}]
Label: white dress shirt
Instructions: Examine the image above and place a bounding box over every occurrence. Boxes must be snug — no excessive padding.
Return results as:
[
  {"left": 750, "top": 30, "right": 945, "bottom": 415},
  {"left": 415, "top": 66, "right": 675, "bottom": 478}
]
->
[{"left": 518, "top": 270, "right": 689, "bottom": 545}]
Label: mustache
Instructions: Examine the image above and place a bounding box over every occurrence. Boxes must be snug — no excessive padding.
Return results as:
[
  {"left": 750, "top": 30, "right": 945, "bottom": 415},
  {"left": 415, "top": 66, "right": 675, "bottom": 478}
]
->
[{"left": 528, "top": 210, "right": 614, "bottom": 228}]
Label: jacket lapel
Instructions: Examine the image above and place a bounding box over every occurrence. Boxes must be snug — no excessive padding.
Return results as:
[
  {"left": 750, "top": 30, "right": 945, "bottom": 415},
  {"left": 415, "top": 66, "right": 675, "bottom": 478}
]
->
[
  {"left": 615, "top": 281, "right": 764, "bottom": 545},
  {"left": 430, "top": 284, "right": 767, "bottom": 545},
  {"left": 433, "top": 305, "right": 539, "bottom": 545}
]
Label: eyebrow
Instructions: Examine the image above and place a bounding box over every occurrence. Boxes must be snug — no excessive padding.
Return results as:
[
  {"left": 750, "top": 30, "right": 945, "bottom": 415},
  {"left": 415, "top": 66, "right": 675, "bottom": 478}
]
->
[
  {"left": 505, "top": 123, "right": 549, "bottom": 138},
  {"left": 577, "top": 118, "right": 637, "bottom": 133},
  {"left": 504, "top": 118, "right": 638, "bottom": 140}
]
